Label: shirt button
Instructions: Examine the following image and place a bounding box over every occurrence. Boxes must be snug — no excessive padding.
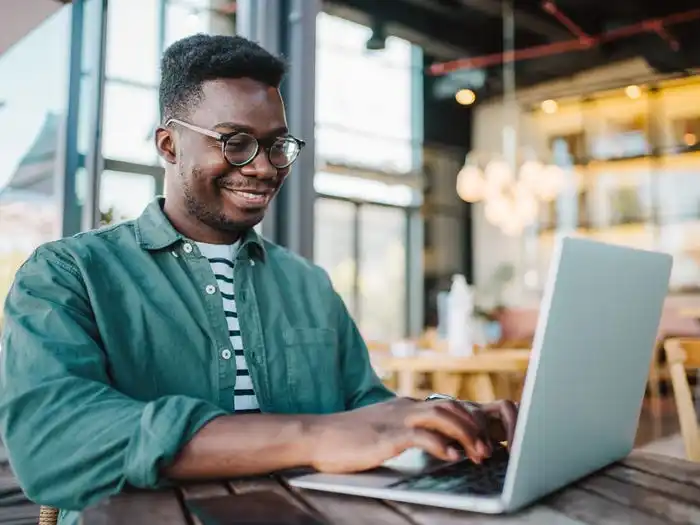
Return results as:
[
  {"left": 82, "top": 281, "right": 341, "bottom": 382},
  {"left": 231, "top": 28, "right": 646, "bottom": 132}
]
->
[
  {"left": 183, "top": 243, "right": 193, "bottom": 253},
  {"left": 221, "top": 349, "right": 232, "bottom": 360},
  {"left": 205, "top": 284, "right": 216, "bottom": 295},
  {"left": 250, "top": 260, "right": 255, "bottom": 267}
]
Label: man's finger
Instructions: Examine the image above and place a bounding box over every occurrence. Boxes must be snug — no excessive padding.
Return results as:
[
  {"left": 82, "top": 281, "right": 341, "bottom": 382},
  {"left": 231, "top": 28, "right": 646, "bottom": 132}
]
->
[
  {"left": 405, "top": 405, "right": 486, "bottom": 462},
  {"left": 482, "top": 400, "right": 519, "bottom": 449},
  {"left": 402, "top": 428, "right": 459, "bottom": 462},
  {"left": 438, "top": 400, "right": 493, "bottom": 455}
]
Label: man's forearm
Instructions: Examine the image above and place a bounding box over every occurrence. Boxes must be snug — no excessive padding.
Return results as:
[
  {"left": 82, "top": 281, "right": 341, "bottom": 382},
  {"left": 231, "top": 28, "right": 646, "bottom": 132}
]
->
[{"left": 163, "top": 414, "right": 321, "bottom": 480}]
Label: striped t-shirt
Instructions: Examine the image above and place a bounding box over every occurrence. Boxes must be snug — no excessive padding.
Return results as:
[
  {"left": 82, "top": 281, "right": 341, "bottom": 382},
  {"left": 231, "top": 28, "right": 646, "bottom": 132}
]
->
[{"left": 196, "top": 241, "right": 260, "bottom": 414}]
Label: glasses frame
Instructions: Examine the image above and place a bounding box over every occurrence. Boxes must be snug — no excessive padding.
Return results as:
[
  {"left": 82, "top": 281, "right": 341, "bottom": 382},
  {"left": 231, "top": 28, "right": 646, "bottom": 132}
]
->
[{"left": 165, "top": 118, "right": 306, "bottom": 169}]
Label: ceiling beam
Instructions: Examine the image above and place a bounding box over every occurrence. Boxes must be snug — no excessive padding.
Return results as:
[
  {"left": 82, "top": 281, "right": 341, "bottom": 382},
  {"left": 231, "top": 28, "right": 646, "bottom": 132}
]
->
[
  {"left": 323, "top": 2, "right": 467, "bottom": 58},
  {"left": 325, "top": 0, "right": 504, "bottom": 56},
  {"left": 455, "top": 0, "right": 572, "bottom": 40}
]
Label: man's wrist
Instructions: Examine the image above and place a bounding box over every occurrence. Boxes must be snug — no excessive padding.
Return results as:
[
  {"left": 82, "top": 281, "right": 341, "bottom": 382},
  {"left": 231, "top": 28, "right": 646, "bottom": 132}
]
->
[{"left": 298, "top": 414, "right": 328, "bottom": 467}]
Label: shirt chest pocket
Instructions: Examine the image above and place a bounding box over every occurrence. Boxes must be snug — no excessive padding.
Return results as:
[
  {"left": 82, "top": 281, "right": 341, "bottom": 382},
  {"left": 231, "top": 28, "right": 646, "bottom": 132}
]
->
[{"left": 283, "top": 327, "right": 344, "bottom": 414}]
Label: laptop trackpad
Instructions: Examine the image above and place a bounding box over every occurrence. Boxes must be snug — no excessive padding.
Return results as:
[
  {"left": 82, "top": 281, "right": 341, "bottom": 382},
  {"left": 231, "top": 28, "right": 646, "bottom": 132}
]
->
[
  {"left": 293, "top": 449, "right": 444, "bottom": 488},
  {"left": 380, "top": 447, "right": 445, "bottom": 475}
]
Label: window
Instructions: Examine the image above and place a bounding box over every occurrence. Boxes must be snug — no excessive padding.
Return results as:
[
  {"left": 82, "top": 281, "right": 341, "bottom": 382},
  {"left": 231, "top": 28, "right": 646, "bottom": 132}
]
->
[
  {"left": 106, "top": 0, "right": 160, "bottom": 85},
  {"left": 314, "top": 198, "right": 356, "bottom": 315},
  {"left": 165, "top": 0, "right": 234, "bottom": 47},
  {"left": 0, "top": 5, "right": 72, "bottom": 321},
  {"left": 314, "top": 198, "right": 410, "bottom": 341},
  {"left": 315, "top": 13, "right": 415, "bottom": 173},
  {"left": 100, "top": 171, "right": 157, "bottom": 222},
  {"left": 358, "top": 205, "right": 407, "bottom": 341},
  {"left": 102, "top": 83, "right": 159, "bottom": 164}
]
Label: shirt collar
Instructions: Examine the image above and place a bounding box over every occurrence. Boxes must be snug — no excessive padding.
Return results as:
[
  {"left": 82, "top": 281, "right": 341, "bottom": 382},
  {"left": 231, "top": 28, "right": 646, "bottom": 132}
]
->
[{"left": 135, "top": 197, "right": 267, "bottom": 260}]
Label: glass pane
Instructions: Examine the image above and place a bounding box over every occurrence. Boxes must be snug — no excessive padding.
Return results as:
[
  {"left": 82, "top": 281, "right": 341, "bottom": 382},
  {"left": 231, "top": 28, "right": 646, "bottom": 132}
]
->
[
  {"left": 99, "top": 171, "right": 156, "bottom": 223},
  {"left": 165, "top": 0, "right": 234, "bottom": 48},
  {"left": 315, "top": 13, "right": 414, "bottom": 172},
  {"left": 314, "top": 198, "right": 356, "bottom": 316},
  {"left": 107, "top": 0, "right": 159, "bottom": 84},
  {"left": 0, "top": 6, "right": 71, "bottom": 318},
  {"left": 357, "top": 205, "right": 407, "bottom": 341},
  {"left": 102, "top": 83, "right": 159, "bottom": 164}
]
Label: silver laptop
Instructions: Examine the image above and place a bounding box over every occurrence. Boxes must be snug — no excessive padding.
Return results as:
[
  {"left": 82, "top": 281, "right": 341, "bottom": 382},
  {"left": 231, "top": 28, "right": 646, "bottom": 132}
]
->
[{"left": 290, "top": 236, "right": 673, "bottom": 514}]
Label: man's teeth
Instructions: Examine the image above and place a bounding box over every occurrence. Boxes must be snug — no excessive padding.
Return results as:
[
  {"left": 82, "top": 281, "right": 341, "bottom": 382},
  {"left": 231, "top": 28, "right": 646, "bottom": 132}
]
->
[{"left": 235, "top": 191, "right": 264, "bottom": 199}]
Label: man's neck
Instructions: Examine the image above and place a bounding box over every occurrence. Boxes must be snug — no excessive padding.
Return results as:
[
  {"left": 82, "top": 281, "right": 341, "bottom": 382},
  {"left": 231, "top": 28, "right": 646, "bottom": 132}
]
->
[{"left": 163, "top": 200, "right": 243, "bottom": 245}]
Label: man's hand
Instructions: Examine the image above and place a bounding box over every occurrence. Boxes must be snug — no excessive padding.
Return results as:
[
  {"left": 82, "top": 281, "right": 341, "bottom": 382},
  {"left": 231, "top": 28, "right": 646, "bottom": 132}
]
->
[{"left": 306, "top": 397, "right": 518, "bottom": 474}]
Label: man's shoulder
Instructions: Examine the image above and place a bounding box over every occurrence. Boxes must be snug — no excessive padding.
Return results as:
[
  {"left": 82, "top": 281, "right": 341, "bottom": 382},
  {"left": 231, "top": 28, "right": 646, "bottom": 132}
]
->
[{"left": 26, "top": 220, "right": 140, "bottom": 272}]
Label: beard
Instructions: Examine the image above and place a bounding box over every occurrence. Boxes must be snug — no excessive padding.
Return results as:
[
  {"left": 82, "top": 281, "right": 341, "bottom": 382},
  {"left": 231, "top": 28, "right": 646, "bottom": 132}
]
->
[{"left": 180, "top": 165, "right": 248, "bottom": 233}]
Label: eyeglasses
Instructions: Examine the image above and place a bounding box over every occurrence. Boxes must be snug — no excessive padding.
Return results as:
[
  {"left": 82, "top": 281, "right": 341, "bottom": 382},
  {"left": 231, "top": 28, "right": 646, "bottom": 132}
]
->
[{"left": 165, "top": 118, "right": 305, "bottom": 169}]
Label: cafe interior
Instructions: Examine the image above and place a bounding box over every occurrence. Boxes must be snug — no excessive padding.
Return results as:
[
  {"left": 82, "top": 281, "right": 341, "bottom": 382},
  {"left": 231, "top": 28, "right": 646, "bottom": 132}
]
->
[{"left": 1, "top": 0, "right": 699, "bottom": 477}]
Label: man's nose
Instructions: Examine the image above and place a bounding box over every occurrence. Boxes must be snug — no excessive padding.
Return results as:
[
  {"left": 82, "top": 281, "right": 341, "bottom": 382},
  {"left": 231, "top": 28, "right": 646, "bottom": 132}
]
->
[{"left": 240, "top": 149, "right": 277, "bottom": 179}]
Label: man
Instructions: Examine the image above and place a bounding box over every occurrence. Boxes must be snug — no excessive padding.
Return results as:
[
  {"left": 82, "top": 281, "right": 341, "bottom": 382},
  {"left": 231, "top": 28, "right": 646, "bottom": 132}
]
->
[{"left": 0, "top": 34, "right": 517, "bottom": 522}]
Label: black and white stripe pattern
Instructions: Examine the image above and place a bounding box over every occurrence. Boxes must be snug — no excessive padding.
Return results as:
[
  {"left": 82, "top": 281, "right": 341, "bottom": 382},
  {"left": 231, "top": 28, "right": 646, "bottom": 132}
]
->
[{"left": 196, "top": 243, "right": 260, "bottom": 414}]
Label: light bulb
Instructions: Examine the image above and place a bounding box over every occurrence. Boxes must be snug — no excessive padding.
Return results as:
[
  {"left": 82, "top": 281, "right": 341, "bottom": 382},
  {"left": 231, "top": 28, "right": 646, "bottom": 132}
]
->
[
  {"left": 456, "top": 165, "right": 485, "bottom": 203},
  {"left": 513, "top": 181, "right": 538, "bottom": 223},
  {"left": 455, "top": 89, "right": 476, "bottom": 106},
  {"left": 484, "top": 196, "right": 511, "bottom": 226},
  {"left": 535, "top": 165, "right": 565, "bottom": 202},
  {"left": 484, "top": 159, "right": 513, "bottom": 188},
  {"left": 518, "top": 160, "right": 544, "bottom": 190}
]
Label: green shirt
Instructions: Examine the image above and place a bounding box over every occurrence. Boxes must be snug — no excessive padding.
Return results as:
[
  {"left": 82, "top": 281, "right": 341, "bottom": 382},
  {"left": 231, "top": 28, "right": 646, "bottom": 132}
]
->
[{"left": 0, "top": 198, "right": 394, "bottom": 523}]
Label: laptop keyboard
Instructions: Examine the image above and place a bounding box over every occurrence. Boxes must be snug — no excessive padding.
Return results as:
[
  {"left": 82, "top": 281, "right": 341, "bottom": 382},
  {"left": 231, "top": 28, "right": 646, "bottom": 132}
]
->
[{"left": 387, "top": 443, "right": 509, "bottom": 496}]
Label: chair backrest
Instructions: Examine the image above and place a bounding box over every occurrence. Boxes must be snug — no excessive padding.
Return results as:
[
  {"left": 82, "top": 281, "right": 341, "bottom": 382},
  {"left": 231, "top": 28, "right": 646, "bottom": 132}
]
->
[
  {"left": 663, "top": 338, "right": 700, "bottom": 461},
  {"left": 38, "top": 505, "right": 58, "bottom": 525}
]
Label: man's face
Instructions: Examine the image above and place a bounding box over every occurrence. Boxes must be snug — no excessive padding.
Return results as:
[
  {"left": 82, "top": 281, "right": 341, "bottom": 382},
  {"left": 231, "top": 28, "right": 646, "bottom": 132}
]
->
[{"left": 162, "top": 78, "right": 290, "bottom": 232}]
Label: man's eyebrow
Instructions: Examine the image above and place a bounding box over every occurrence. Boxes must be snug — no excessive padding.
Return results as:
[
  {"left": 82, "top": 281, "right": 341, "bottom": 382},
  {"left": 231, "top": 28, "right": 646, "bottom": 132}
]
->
[{"left": 214, "top": 122, "right": 289, "bottom": 137}]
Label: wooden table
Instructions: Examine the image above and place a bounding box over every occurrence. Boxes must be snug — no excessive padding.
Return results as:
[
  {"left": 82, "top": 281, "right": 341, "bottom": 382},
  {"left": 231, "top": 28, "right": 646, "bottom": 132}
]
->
[
  {"left": 376, "top": 350, "right": 531, "bottom": 402},
  {"left": 81, "top": 452, "right": 700, "bottom": 525}
]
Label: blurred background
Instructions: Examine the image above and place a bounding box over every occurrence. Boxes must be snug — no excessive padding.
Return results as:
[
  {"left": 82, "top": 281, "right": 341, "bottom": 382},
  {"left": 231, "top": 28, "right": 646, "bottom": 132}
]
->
[{"left": 2, "top": 0, "right": 700, "bottom": 349}]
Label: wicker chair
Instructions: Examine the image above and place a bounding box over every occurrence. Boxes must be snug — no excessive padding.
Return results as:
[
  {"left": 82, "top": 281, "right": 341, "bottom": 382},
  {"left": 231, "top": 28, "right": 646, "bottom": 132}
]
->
[{"left": 39, "top": 506, "right": 58, "bottom": 525}]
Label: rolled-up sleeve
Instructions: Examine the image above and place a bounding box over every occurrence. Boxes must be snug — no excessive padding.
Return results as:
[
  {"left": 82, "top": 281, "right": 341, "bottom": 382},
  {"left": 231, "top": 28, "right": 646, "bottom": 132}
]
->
[{"left": 0, "top": 247, "right": 227, "bottom": 510}]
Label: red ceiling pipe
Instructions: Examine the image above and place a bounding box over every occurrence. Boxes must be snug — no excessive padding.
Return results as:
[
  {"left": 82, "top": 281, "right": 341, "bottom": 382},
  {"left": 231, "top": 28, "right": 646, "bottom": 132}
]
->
[
  {"left": 542, "top": 1, "right": 593, "bottom": 45},
  {"left": 427, "top": 8, "right": 700, "bottom": 75}
]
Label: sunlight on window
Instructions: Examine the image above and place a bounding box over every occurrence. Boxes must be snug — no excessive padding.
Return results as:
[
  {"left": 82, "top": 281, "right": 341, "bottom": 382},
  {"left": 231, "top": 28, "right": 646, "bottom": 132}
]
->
[
  {"left": 358, "top": 206, "right": 407, "bottom": 341},
  {"left": 0, "top": 5, "right": 71, "bottom": 321},
  {"left": 106, "top": 0, "right": 159, "bottom": 84},
  {"left": 315, "top": 13, "right": 414, "bottom": 172},
  {"left": 314, "top": 199, "right": 356, "bottom": 316},
  {"left": 102, "top": 84, "right": 159, "bottom": 164},
  {"left": 314, "top": 172, "right": 416, "bottom": 207},
  {"left": 100, "top": 171, "right": 157, "bottom": 222}
]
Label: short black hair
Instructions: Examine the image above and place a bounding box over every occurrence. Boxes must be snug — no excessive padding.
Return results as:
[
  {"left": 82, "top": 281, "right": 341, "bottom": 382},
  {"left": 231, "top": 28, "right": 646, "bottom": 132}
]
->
[{"left": 159, "top": 34, "right": 286, "bottom": 122}]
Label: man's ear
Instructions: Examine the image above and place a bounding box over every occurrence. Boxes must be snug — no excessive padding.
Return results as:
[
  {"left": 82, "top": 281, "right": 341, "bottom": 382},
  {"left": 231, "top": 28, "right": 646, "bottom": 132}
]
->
[{"left": 155, "top": 127, "right": 177, "bottom": 165}]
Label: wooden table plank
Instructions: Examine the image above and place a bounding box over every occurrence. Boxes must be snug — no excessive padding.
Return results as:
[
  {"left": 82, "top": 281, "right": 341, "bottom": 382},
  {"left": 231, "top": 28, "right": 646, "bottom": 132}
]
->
[
  {"left": 179, "top": 483, "right": 231, "bottom": 525},
  {"left": 0, "top": 502, "right": 41, "bottom": 525},
  {"left": 579, "top": 475, "right": 700, "bottom": 524},
  {"left": 379, "top": 350, "right": 531, "bottom": 373},
  {"left": 229, "top": 475, "right": 330, "bottom": 524},
  {"left": 603, "top": 464, "right": 700, "bottom": 504},
  {"left": 291, "top": 490, "right": 414, "bottom": 525},
  {"left": 393, "top": 502, "right": 586, "bottom": 525},
  {"left": 547, "top": 487, "right": 670, "bottom": 525},
  {"left": 622, "top": 451, "right": 700, "bottom": 488},
  {"left": 80, "top": 489, "right": 188, "bottom": 525}
]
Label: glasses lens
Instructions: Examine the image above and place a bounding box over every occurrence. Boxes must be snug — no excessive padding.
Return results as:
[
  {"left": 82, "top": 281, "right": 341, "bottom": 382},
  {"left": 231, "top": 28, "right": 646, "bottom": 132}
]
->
[
  {"left": 269, "top": 137, "right": 301, "bottom": 168},
  {"left": 223, "top": 133, "right": 258, "bottom": 165}
]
